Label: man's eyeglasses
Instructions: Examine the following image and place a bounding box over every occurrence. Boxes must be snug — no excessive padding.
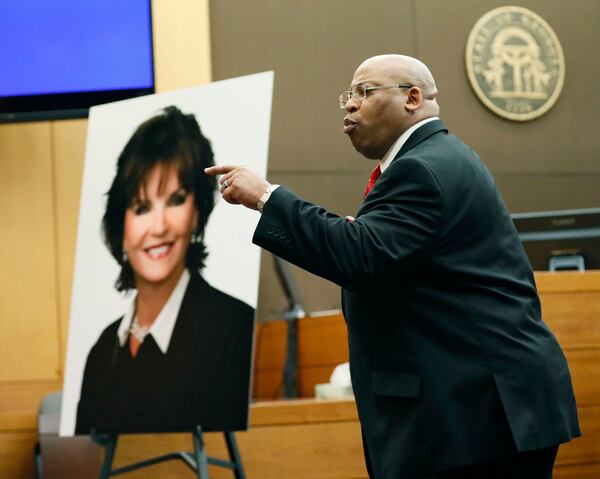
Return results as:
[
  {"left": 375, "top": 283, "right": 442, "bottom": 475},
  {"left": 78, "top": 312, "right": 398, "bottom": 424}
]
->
[{"left": 338, "top": 83, "right": 413, "bottom": 110}]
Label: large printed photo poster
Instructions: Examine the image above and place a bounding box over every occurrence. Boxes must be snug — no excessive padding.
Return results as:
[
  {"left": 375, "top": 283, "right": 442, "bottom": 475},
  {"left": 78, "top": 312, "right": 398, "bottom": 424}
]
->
[{"left": 60, "top": 72, "right": 273, "bottom": 436}]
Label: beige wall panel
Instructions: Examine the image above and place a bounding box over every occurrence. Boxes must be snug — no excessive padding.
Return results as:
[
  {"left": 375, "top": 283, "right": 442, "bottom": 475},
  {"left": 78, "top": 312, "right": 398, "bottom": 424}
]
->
[
  {"left": 0, "top": 123, "right": 60, "bottom": 381},
  {"left": 210, "top": 0, "right": 416, "bottom": 174},
  {"left": 414, "top": 0, "right": 600, "bottom": 180},
  {"left": 268, "top": 170, "right": 367, "bottom": 214},
  {"left": 494, "top": 174, "right": 600, "bottom": 213},
  {"left": 52, "top": 120, "right": 87, "bottom": 371},
  {"left": 152, "top": 0, "right": 212, "bottom": 91}
]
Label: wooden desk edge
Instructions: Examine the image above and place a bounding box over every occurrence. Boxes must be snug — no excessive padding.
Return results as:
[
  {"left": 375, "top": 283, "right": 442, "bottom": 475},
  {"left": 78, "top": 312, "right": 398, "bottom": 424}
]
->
[{"left": 1, "top": 397, "right": 359, "bottom": 433}]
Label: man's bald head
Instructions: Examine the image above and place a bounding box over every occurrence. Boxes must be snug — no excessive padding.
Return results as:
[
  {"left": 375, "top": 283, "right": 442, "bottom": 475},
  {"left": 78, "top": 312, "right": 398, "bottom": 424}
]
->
[{"left": 356, "top": 54, "right": 439, "bottom": 112}]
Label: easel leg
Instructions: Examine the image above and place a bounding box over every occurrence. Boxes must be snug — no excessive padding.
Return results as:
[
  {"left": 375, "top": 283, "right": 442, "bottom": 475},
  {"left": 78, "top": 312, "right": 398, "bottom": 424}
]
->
[
  {"left": 91, "top": 427, "right": 242, "bottom": 478},
  {"left": 224, "top": 432, "right": 246, "bottom": 479},
  {"left": 193, "top": 425, "right": 210, "bottom": 479},
  {"left": 98, "top": 435, "right": 118, "bottom": 479}
]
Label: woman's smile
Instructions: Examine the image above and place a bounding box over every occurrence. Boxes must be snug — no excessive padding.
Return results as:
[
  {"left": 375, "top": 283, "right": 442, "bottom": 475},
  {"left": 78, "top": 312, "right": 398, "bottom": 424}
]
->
[{"left": 144, "top": 242, "right": 174, "bottom": 259}]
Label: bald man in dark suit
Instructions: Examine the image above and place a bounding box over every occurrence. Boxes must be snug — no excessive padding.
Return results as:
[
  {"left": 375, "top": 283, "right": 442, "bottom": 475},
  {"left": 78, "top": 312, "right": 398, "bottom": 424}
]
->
[{"left": 206, "top": 54, "right": 580, "bottom": 479}]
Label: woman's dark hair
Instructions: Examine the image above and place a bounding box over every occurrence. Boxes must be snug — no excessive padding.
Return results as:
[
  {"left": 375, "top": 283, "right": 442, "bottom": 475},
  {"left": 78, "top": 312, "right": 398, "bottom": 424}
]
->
[{"left": 102, "top": 106, "right": 216, "bottom": 291}]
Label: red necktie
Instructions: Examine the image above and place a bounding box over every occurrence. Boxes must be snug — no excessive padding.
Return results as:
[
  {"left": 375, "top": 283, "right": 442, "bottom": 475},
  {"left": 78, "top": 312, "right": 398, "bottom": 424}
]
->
[{"left": 363, "top": 164, "right": 382, "bottom": 199}]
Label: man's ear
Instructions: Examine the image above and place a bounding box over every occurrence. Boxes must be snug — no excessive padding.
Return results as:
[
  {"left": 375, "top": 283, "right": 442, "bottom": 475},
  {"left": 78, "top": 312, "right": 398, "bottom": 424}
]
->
[{"left": 404, "top": 87, "right": 422, "bottom": 112}]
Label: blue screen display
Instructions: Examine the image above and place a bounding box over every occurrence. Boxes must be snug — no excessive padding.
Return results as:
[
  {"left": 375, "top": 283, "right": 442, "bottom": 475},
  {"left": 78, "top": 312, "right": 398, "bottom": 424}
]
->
[{"left": 0, "top": 0, "right": 153, "bottom": 97}]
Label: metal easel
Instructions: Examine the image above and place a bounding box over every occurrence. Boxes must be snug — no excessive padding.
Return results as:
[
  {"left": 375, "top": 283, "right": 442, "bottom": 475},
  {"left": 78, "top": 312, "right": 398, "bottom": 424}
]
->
[
  {"left": 273, "top": 255, "right": 306, "bottom": 398},
  {"left": 92, "top": 426, "right": 245, "bottom": 479}
]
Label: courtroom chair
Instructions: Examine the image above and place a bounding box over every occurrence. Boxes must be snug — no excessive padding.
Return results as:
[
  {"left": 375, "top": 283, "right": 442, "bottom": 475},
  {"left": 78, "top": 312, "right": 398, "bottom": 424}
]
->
[{"left": 34, "top": 391, "right": 63, "bottom": 478}]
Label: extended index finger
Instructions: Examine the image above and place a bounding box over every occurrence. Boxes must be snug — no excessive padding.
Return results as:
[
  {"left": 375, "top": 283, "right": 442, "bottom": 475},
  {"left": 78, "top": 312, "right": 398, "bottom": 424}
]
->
[{"left": 204, "top": 165, "right": 237, "bottom": 176}]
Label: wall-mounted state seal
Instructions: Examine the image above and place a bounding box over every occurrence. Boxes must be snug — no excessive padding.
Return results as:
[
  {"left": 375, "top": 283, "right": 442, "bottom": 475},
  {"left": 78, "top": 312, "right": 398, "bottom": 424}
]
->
[{"left": 466, "top": 6, "right": 565, "bottom": 122}]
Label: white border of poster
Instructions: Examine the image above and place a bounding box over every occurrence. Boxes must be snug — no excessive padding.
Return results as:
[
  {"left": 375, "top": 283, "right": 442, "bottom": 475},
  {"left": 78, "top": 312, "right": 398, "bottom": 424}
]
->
[{"left": 60, "top": 72, "right": 273, "bottom": 436}]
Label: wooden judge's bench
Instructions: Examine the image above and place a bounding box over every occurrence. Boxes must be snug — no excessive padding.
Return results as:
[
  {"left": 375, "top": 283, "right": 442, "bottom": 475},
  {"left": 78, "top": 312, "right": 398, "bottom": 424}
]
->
[{"left": 2, "top": 272, "right": 600, "bottom": 478}]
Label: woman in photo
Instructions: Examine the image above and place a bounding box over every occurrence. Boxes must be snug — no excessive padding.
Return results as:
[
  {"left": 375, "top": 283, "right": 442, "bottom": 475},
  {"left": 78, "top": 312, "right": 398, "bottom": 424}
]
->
[{"left": 75, "top": 106, "right": 255, "bottom": 434}]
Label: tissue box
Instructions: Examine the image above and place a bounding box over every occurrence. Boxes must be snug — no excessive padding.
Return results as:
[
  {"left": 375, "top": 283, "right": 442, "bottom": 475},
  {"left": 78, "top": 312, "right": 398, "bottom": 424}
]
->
[{"left": 315, "top": 383, "right": 353, "bottom": 400}]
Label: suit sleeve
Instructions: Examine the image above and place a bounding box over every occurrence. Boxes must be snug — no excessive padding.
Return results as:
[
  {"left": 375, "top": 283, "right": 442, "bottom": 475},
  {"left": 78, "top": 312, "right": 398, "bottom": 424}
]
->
[{"left": 253, "top": 157, "right": 443, "bottom": 290}]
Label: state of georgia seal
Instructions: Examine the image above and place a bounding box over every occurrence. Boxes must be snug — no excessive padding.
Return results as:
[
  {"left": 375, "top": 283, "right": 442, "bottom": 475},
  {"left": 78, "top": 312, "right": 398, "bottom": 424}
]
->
[{"left": 466, "top": 6, "right": 565, "bottom": 121}]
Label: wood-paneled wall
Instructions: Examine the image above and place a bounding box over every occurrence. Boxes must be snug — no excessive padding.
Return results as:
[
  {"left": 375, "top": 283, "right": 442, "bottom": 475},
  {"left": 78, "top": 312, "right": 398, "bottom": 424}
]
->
[
  {"left": 0, "top": 2, "right": 211, "bottom": 478},
  {"left": 535, "top": 272, "right": 600, "bottom": 476}
]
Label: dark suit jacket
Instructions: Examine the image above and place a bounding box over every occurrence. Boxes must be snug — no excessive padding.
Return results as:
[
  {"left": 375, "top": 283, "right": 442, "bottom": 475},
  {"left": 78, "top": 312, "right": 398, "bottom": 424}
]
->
[
  {"left": 253, "top": 120, "right": 580, "bottom": 478},
  {"left": 75, "top": 271, "right": 255, "bottom": 435}
]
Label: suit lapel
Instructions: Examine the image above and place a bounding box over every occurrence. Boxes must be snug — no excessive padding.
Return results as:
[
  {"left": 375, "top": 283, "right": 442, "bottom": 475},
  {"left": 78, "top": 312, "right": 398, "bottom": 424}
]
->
[
  {"left": 356, "top": 120, "right": 448, "bottom": 216},
  {"left": 395, "top": 119, "right": 448, "bottom": 160},
  {"left": 168, "top": 271, "right": 206, "bottom": 350}
]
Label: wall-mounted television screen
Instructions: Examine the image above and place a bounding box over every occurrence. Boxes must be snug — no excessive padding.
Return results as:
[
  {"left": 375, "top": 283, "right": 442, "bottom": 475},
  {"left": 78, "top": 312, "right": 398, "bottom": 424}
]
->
[
  {"left": 512, "top": 208, "right": 600, "bottom": 271},
  {"left": 0, "top": 0, "right": 154, "bottom": 122}
]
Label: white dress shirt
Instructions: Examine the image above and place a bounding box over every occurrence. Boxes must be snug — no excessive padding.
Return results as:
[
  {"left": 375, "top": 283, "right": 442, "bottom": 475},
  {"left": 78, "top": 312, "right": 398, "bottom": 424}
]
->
[
  {"left": 116, "top": 269, "right": 190, "bottom": 354},
  {"left": 379, "top": 116, "right": 440, "bottom": 173}
]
